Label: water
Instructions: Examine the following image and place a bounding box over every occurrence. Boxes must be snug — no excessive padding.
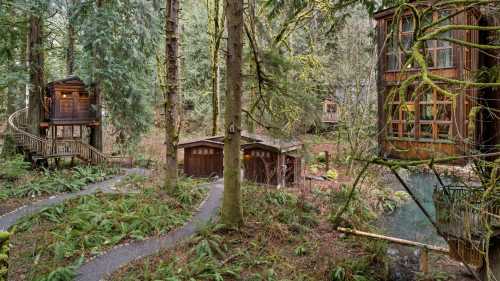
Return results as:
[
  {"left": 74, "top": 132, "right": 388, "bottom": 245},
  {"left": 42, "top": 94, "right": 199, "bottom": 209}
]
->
[{"left": 377, "top": 170, "right": 448, "bottom": 246}]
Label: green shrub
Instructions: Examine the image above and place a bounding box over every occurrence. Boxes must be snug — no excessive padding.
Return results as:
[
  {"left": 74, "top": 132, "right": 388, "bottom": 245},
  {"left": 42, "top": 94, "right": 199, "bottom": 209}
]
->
[
  {"left": 0, "top": 155, "right": 30, "bottom": 180},
  {"left": 0, "top": 231, "right": 10, "bottom": 281}
]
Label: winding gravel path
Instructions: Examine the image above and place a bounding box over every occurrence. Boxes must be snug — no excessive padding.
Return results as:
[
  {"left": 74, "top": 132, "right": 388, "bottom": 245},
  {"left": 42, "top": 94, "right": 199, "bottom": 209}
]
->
[
  {"left": 0, "top": 168, "right": 147, "bottom": 231},
  {"left": 75, "top": 180, "right": 224, "bottom": 281}
]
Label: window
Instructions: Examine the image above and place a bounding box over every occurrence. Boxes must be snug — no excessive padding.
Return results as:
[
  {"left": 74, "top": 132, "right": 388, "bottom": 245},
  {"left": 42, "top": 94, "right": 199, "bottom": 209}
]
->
[
  {"left": 385, "top": 10, "right": 455, "bottom": 71},
  {"left": 386, "top": 17, "right": 414, "bottom": 71},
  {"left": 387, "top": 86, "right": 454, "bottom": 141}
]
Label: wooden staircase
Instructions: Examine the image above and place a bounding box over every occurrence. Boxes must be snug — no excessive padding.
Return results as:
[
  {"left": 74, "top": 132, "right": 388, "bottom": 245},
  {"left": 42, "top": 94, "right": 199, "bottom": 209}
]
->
[{"left": 8, "top": 108, "right": 108, "bottom": 165}]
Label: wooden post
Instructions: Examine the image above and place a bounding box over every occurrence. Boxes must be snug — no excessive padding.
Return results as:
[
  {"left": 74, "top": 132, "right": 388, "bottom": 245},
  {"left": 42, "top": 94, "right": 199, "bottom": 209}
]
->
[
  {"left": 325, "top": 150, "right": 330, "bottom": 171},
  {"left": 420, "top": 248, "right": 429, "bottom": 275}
]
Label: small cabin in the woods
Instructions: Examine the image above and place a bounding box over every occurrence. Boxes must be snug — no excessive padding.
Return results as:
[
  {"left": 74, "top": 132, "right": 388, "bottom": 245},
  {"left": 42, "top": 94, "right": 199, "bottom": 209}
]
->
[
  {"left": 178, "top": 138, "right": 224, "bottom": 178},
  {"left": 179, "top": 134, "right": 304, "bottom": 187},
  {"left": 375, "top": 2, "right": 500, "bottom": 161},
  {"left": 41, "top": 76, "right": 99, "bottom": 141},
  {"left": 242, "top": 137, "right": 303, "bottom": 188}
]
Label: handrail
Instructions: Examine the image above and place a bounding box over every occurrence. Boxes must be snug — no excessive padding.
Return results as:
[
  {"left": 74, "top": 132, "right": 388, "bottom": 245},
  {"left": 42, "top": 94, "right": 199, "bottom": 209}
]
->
[{"left": 7, "top": 108, "right": 109, "bottom": 165}]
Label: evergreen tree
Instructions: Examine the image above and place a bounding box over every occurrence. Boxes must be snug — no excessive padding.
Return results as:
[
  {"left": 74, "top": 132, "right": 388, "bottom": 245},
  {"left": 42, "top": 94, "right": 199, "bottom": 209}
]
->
[{"left": 222, "top": 0, "right": 244, "bottom": 227}]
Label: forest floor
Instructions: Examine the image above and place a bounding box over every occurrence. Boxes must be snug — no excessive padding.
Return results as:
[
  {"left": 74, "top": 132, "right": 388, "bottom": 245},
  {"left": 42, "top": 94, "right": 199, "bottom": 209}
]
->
[
  {"left": 5, "top": 169, "right": 208, "bottom": 281},
  {"left": 110, "top": 181, "right": 472, "bottom": 281},
  {"left": 0, "top": 161, "right": 120, "bottom": 216}
]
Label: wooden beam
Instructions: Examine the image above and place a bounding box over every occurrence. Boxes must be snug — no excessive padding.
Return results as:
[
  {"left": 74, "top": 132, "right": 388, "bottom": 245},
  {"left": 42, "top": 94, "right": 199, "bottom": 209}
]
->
[{"left": 337, "top": 227, "right": 449, "bottom": 254}]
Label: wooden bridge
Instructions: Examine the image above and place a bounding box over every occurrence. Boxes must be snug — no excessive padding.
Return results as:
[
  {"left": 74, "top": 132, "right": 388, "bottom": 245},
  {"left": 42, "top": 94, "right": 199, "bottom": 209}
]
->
[{"left": 8, "top": 108, "right": 109, "bottom": 165}]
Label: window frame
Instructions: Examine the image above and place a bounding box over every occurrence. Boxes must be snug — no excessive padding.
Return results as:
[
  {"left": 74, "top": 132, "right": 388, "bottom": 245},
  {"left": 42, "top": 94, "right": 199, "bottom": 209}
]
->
[{"left": 384, "top": 10, "right": 455, "bottom": 72}]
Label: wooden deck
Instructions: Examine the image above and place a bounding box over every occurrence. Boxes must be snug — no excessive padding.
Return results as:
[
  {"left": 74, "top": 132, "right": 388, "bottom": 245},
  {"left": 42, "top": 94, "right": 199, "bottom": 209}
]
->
[{"left": 8, "top": 108, "right": 109, "bottom": 165}]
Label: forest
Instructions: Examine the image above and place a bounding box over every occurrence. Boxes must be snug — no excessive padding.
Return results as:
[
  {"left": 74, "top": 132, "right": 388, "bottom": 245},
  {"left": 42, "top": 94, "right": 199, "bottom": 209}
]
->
[{"left": 1, "top": 0, "right": 500, "bottom": 280}]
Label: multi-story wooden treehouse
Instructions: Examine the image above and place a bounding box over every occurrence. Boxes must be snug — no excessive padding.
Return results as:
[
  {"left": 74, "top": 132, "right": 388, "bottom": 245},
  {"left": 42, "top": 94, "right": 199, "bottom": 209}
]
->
[
  {"left": 375, "top": 2, "right": 500, "bottom": 161},
  {"left": 375, "top": 2, "right": 500, "bottom": 278},
  {"left": 7, "top": 76, "right": 113, "bottom": 165}
]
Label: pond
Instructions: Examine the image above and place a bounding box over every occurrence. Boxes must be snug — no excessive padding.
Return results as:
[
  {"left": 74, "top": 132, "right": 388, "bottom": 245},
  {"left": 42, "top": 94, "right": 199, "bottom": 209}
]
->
[{"left": 377, "top": 170, "right": 449, "bottom": 246}]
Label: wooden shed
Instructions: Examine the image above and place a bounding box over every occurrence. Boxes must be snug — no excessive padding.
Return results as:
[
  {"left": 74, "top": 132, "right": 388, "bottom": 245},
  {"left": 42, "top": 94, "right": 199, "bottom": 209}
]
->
[
  {"left": 178, "top": 139, "right": 224, "bottom": 178},
  {"left": 42, "top": 76, "right": 99, "bottom": 140},
  {"left": 374, "top": 2, "right": 499, "bottom": 161},
  {"left": 242, "top": 137, "right": 303, "bottom": 188}
]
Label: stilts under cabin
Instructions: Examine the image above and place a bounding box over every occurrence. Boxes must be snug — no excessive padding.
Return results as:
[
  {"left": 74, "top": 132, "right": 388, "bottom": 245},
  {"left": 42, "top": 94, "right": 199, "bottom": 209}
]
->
[{"left": 374, "top": 2, "right": 500, "bottom": 161}]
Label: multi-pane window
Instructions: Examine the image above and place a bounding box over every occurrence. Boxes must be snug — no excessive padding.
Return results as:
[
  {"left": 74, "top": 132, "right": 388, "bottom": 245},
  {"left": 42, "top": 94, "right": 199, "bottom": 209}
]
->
[
  {"left": 386, "top": 17, "right": 414, "bottom": 71},
  {"left": 385, "top": 11, "right": 454, "bottom": 71},
  {"left": 387, "top": 86, "right": 453, "bottom": 141}
]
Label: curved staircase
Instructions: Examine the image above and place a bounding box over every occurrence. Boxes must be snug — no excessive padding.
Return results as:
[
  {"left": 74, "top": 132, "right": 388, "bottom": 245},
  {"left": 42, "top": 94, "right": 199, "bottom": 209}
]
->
[{"left": 7, "top": 108, "right": 108, "bottom": 165}]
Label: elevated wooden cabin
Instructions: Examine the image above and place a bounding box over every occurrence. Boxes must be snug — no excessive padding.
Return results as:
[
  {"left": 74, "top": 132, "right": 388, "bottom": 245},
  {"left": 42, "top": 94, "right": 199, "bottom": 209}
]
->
[
  {"left": 242, "top": 137, "right": 303, "bottom": 188},
  {"left": 375, "top": 2, "right": 499, "bottom": 160},
  {"left": 322, "top": 97, "right": 338, "bottom": 124},
  {"left": 42, "top": 76, "right": 99, "bottom": 140}
]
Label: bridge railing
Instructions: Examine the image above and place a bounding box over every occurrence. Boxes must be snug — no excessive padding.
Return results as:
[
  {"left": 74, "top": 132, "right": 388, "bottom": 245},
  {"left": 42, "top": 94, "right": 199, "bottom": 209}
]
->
[{"left": 7, "top": 108, "right": 109, "bottom": 165}]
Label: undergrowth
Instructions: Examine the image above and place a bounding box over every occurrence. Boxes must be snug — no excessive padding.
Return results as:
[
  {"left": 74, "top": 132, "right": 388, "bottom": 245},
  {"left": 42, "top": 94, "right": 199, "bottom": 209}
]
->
[
  {"left": 0, "top": 164, "right": 118, "bottom": 201},
  {"left": 8, "top": 176, "right": 208, "bottom": 281},
  {"left": 112, "top": 183, "right": 390, "bottom": 281}
]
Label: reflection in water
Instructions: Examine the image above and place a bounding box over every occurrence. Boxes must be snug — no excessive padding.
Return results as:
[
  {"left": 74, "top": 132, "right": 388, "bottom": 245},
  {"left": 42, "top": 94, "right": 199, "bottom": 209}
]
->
[{"left": 377, "top": 170, "right": 451, "bottom": 246}]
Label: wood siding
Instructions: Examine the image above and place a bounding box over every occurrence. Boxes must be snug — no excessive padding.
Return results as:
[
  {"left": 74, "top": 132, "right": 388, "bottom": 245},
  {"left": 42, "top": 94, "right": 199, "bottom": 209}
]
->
[
  {"left": 184, "top": 146, "right": 223, "bottom": 178},
  {"left": 376, "top": 8, "right": 482, "bottom": 161}
]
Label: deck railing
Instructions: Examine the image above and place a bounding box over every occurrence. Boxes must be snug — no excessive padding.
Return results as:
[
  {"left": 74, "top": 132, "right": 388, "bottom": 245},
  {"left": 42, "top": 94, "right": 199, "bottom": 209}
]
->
[
  {"left": 7, "top": 108, "right": 109, "bottom": 165},
  {"left": 433, "top": 186, "right": 500, "bottom": 266}
]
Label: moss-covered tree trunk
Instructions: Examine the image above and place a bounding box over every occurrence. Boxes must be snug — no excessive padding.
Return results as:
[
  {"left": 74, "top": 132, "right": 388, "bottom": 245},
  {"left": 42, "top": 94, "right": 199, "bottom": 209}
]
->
[
  {"left": 209, "top": 0, "right": 223, "bottom": 136},
  {"left": 164, "top": 0, "right": 180, "bottom": 189},
  {"left": 90, "top": 0, "right": 103, "bottom": 151},
  {"left": 66, "top": 0, "right": 76, "bottom": 76},
  {"left": 27, "top": 14, "right": 44, "bottom": 137},
  {"left": 221, "top": 0, "right": 243, "bottom": 227}
]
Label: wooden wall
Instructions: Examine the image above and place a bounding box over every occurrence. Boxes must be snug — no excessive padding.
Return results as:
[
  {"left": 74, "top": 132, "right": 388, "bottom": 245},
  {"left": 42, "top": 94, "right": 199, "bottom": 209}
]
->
[{"left": 184, "top": 146, "right": 223, "bottom": 178}]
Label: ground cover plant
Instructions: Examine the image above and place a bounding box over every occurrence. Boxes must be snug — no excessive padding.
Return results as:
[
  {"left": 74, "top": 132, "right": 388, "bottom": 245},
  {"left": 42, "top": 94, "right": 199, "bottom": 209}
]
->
[
  {"left": 7, "top": 175, "right": 208, "bottom": 281},
  {"left": 110, "top": 183, "right": 393, "bottom": 281},
  {"left": 0, "top": 155, "right": 120, "bottom": 215},
  {"left": 0, "top": 231, "right": 9, "bottom": 281}
]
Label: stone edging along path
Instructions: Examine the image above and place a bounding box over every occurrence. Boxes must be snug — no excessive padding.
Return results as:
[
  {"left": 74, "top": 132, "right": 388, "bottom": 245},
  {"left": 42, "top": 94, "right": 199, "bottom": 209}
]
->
[
  {"left": 75, "top": 180, "right": 223, "bottom": 281},
  {"left": 0, "top": 168, "right": 148, "bottom": 231}
]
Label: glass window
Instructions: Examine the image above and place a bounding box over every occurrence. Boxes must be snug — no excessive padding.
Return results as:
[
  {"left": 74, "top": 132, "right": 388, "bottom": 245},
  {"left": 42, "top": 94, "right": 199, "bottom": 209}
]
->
[
  {"left": 420, "top": 105, "right": 433, "bottom": 120},
  {"left": 437, "top": 124, "right": 451, "bottom": 139},
  {"left": 420, "top": 124, "right": 433, "bottom": 138},
  {"left": 402, "top": 16, "right": 414, "bottom": 32},
  {"left": 437, "top": 49, "right": 453, "bottom": 67}
]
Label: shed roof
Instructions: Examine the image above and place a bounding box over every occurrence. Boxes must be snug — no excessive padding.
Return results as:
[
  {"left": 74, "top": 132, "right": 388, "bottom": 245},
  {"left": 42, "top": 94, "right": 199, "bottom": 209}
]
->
[
  {"left": 241, "top": 132, "right": 302, "bottom": 153},
  {"left": 177, "top": 139, "right": 224, "bottom": 149},
  {"left": 47, "top": 76, "right": 85, "bottom": 87},
  {"left": 178, "top": 132, "right": 302, "bottom": 153}
]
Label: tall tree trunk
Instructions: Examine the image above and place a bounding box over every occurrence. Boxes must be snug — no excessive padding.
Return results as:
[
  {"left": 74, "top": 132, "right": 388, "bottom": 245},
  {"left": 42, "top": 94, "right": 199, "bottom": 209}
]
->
[
  {"left": 221, "top": 0, "right": 244, "bottom": 227},
  {"left": 90, "top": 0, "right": 103, "bottom": 151},
  {"left": 164, "top": 0, "right": 180, "bottom": 189},
  {"left": 27, "top": 15, "right": 44, "bottom": 137},
  {"left": 66, "top": 0, "right": 75, "bottom": 76},
  {"left": 209, "top": 0, "right": 223, "bottom": 136}
]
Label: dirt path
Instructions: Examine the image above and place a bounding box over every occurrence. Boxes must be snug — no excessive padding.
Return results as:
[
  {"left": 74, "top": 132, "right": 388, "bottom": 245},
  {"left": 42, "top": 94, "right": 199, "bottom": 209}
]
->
[
  {"left": 0, "top": 168, "right": 147, "bottom": 231},
  {"left": 75, "top": 180, "right": 224, "bottom": 281}
]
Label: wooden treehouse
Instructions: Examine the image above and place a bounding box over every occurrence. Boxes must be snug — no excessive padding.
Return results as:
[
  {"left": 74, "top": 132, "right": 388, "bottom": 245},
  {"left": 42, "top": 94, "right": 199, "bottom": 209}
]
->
[
  {"left": 375, "top": 2, "right": 500, "bottom": 161},
  {"left": 375, "top": 1, "right": 500, "bottom": 278},
  {"left": 321, "top": 97, "right": 338, "bottom": 124},
  {"left": 7, "top": 76, "right": 117, "bottom": 166}
]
